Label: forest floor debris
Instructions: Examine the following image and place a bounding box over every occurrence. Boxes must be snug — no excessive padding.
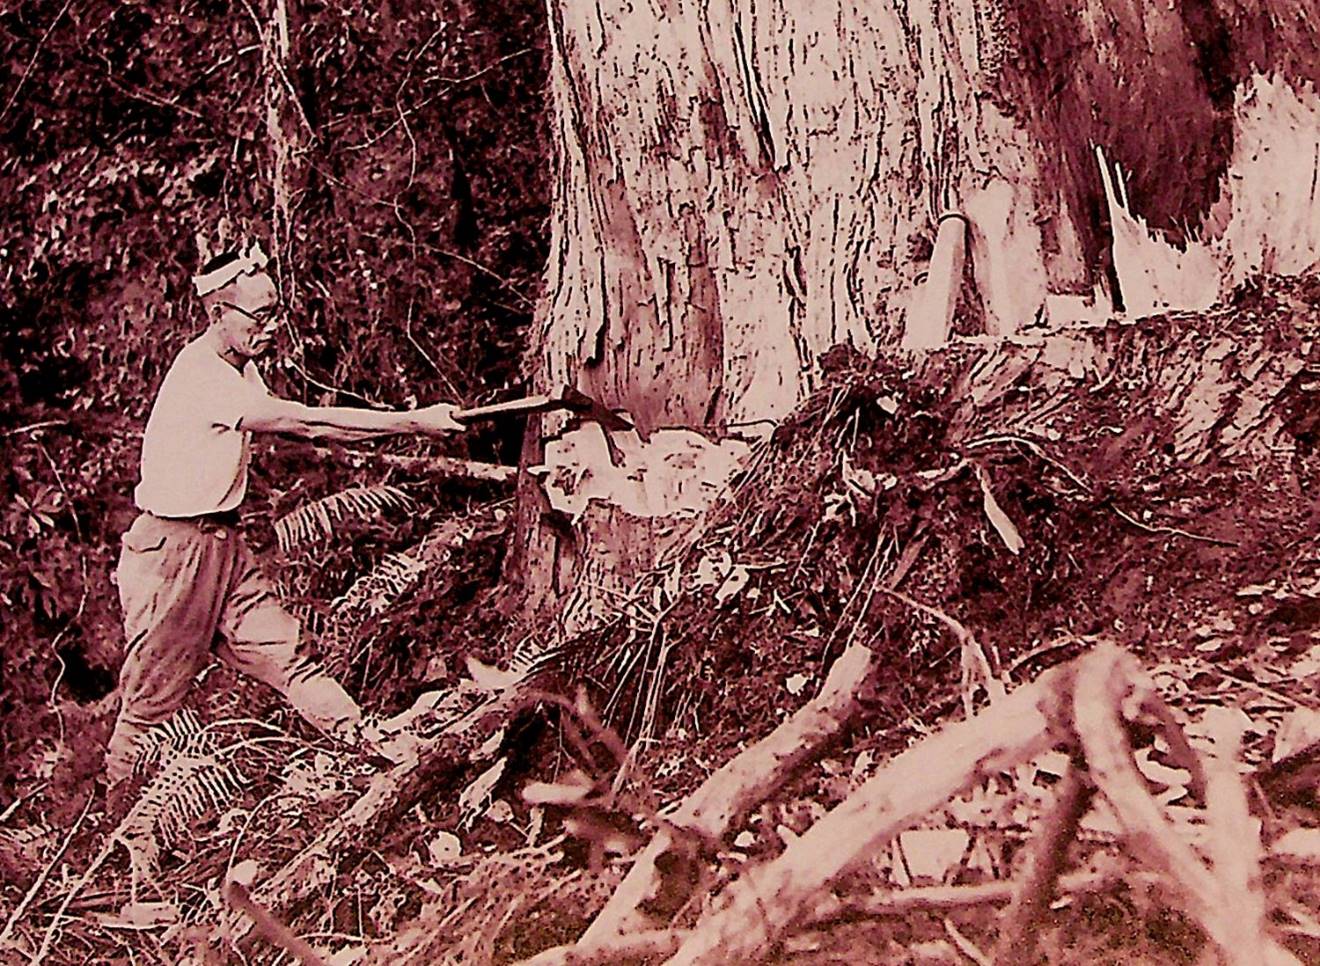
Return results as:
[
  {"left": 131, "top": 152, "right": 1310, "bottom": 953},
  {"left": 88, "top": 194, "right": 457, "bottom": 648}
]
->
[{"left": 4, "top": 276, "right": 1320, "bottom": 964}]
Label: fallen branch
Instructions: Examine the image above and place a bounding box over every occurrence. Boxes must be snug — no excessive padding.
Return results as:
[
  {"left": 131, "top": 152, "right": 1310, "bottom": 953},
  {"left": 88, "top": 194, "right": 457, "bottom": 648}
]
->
[
  {"left": 883, "top": 589, "right": 1005, "bottom": 715},
  {"left": 520, "top": 929, "right": 683, "bottom": 966},
  {"left": 224, "top": 880, "right": 327, "bottom": 966},
  {"left": 535, "top": 640, "right": 1302, "bottom": 965},
  {"left": 663, "top": 656, "right": 1074, "bottom": 964},
  {"left": 1005, "top": 633, "right": 1090, "bottom": 677},
  {"left": 0, "top": 795, "right": 92, "bottom": 954},
  {"left": 993, "top": 763, "right": 1092, "bottom": 961},
  {"left": 817, "top": 868, "right": 1134, "bottom": 920},
  {"left": 1110, "top": 505, "right": 1239, "bottom": 547},
  {"left": 523, "top": 870, "right": 1142, "bottom": 966},
  {"left": 1201, "top": 712, "right": 1269, "bottom": 955},
  {"left": 340, "top": 449, "right": 518, "bottom": 484},
  {"left": 226, "top": 679, "right": 536, "bottom": 945},
  {"left": 942, "top": 917, "right": 991, "bottom": 966},
  {"left": 577, "top": 640, "right": 877, "bottom": 945},
  {"left": 1072, "top": 648, "right": 1298, "bottom": 966},
  {"left": 1206, "top": 663, "right": 1320, "bottom": 713}
]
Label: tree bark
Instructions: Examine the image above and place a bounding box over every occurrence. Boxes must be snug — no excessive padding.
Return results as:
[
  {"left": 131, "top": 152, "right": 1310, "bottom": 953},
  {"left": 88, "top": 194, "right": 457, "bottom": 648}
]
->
[
  {"left": 264, "top": 0, "right": 305, "bottom": 296},
  {"left": 517, "top": 0, "right": 1320, "bottom": 628}
]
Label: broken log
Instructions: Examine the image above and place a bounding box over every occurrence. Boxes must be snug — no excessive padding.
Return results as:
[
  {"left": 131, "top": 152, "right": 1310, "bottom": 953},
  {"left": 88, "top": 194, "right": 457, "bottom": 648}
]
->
[
  {"left": 222, "top": 680, "right": 534, "bottom": 946},
  {"left": 577, "top": 640, "right": 877, "bottom": 944},
  {"left": 663, "top": 656, "right": 1076, "bottom": 964}
]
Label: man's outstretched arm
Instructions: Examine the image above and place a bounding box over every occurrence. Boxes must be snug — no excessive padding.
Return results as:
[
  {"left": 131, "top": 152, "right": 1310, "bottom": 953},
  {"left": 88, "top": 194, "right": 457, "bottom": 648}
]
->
[{"left": 237, "top": 394, "right": 463, "bottom": 441}]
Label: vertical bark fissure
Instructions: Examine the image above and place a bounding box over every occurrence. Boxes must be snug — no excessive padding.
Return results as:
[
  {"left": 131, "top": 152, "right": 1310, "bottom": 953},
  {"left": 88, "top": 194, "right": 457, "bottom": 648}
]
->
[
  {"left": 731, "top": 15, "right": 777, "bottom": 171},
  {"left": 544, "top": 0, "right": 585, "bottom": 367},
  {"left": 524, "top": 0, "right": 1320, "bottom": 622}
]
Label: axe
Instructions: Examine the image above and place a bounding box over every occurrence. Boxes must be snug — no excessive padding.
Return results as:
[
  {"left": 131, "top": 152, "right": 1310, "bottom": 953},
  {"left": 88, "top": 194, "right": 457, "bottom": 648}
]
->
[{"left": 452, "top": 386, "right": 632, "bottom": 464}]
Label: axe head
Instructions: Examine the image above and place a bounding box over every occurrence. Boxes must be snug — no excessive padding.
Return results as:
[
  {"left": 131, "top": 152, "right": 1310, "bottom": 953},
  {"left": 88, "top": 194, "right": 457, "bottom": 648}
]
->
[{"left": 557, "top": 386, "right": 634, "bottom": 434}]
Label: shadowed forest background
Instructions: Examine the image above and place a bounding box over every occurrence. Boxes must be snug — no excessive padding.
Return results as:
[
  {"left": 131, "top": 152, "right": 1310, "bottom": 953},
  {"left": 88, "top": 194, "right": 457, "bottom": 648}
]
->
[{"left": 0, "top": 0, "right": 549, "bottom": 807}]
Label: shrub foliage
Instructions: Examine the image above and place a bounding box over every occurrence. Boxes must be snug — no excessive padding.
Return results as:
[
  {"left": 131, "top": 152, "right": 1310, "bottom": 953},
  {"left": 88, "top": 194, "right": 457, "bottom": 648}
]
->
[{"left": 0, "top": 0, "right": 549, "bottom": 803}]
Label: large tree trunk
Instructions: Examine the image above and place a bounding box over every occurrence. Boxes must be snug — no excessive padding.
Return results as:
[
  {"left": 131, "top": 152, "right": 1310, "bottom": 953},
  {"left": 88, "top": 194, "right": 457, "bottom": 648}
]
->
[{"left": 513, "top": 0, "right": 1320, "bottom": 632}]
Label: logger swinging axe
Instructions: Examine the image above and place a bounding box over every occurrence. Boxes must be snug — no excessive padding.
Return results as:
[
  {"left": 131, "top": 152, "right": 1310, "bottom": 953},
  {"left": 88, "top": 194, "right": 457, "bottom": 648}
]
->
[{"left": 452, "top": 385, "right": 633, "bottom": 465}]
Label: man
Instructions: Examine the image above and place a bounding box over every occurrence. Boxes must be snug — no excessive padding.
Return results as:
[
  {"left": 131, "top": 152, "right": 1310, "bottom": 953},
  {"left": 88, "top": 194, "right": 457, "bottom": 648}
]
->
[{"left": 105, "top": 243, "right": 463, "bottom": 801}]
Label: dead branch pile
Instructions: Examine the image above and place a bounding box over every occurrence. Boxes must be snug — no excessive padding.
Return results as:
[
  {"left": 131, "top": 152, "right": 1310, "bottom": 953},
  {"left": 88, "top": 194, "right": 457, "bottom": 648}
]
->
[
  {"left": 521, "top": 642, "right": 1302, "bottom": 965},
  {"left": 7, "top": 277, "right": 1320, "bottom": 964}
]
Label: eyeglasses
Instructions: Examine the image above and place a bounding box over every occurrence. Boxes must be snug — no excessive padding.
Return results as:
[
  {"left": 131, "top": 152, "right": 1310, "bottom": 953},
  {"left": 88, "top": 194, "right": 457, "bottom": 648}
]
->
[{"left": 220, "top": 301, "right": 282, "bottom": 328}]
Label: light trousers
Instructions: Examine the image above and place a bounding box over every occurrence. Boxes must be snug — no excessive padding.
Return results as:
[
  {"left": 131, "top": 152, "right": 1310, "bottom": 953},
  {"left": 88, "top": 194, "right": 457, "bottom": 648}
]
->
[{"left": 105, "top": 512, "right": 362, "bottom": 785}]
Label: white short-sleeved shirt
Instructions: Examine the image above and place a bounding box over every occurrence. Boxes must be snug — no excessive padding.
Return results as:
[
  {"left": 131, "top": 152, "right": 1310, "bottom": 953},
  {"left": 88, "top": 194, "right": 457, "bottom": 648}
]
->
[{"left": 134, "top": 336, "right": 271, "bottom": 517}]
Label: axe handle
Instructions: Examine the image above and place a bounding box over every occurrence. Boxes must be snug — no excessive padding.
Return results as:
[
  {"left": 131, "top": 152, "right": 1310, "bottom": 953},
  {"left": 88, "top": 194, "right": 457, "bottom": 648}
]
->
[{"left": 452, "top": 394, "right": 562, "bottom": 424}]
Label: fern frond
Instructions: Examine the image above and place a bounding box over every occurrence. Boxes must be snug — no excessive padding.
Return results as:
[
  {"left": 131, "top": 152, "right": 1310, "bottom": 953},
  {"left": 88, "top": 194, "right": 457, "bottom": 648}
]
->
[
  {"left": 116, "top": 752, "right": 241, "bottom": 877},
  {"left": 315, "top": 500, "right": 514, "bottom": 678},
  {"left": 115, "top": 716, "right": 245, "bottom": 877},
  {"left": 332, "top": 550, "right": 428, "bottom": 617},
  {"left": 508, "top": 635, "right": 566, "bottom": 679},
  {"left": 274, "top": 484, "right": 415, "bottom": 553},
  {"left": 131, "top": 708, "right": 210, "bottom": 777}
]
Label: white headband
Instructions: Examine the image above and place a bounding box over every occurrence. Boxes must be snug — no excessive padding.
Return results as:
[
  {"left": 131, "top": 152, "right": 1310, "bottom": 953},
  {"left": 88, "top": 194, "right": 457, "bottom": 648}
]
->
[{"left": 193, "top": 241, "right": 269, "bottom": 297}]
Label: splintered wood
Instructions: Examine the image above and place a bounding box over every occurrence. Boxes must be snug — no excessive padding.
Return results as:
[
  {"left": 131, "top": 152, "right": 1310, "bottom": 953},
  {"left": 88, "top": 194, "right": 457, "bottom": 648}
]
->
[{"left": 521, "top": 643, "right": 1299, "bottom": 966}]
